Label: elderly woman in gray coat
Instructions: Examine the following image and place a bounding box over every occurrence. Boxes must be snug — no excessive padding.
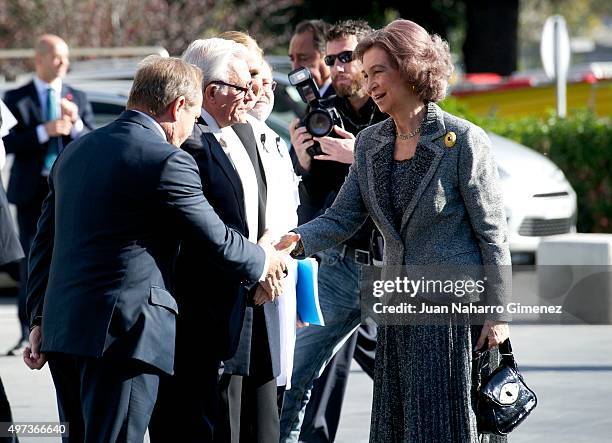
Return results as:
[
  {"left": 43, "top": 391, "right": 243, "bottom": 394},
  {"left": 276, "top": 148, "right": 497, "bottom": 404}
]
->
[{"left": 279, "top": 19, "right": 511, "bottom": 442}]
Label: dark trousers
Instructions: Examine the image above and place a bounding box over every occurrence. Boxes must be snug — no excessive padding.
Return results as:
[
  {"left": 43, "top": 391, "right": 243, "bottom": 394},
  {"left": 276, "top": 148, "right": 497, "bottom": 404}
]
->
[
  {"left": 15, "top": 178, "right": 48, "bottom": 340},
  {"left": 48, "top": 353, "right": 160, "bottom": 443},
  {"left": 216, "top": 374, "right": 279, "bottom": 443},
  {"left": 149, "top": 359, "right": 221, "bottom": 443},
  {"left": 299, "top": 322, "right": 376, "bottom": 443},
  {"left": 0, "top": 376, "right": 19, "bottom": 443},
  {"left": 215, "top": 307, "right": 279, "bottom": 443}
]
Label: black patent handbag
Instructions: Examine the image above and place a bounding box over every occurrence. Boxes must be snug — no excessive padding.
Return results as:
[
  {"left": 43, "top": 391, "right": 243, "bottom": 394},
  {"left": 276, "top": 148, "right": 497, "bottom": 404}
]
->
[{"left": 473, "top": 339, "right": 537, "bottom": 435}]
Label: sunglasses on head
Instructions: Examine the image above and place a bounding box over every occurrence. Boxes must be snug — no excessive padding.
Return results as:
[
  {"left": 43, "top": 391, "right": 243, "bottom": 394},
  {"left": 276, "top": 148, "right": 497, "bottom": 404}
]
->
[{"left": 324, "top": 50, "right": 354, "bottom": 66}]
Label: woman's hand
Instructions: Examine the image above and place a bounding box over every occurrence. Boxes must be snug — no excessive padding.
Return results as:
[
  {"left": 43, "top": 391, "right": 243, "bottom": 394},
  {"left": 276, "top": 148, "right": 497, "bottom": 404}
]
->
[{"left": 475, "top": 319, "right": 509, "bottom": 351}]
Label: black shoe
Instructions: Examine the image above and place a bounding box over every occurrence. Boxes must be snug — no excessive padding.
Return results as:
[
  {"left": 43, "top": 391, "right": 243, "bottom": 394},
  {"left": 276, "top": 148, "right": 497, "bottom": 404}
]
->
[{"left": 5, "top": 339, "right": 28, "bottom": 356}]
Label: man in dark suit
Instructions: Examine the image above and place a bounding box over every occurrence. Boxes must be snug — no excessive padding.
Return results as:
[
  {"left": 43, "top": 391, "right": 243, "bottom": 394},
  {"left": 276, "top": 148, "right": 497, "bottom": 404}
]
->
[
  {"left": 2, "top": 34, "right": 94, "bottom": 355},
  {"left": 150, "top": 38, "right": 282, "bottom": 443},
  {"left": 22, "top": 56, "right": 294, "bottom": 443}
]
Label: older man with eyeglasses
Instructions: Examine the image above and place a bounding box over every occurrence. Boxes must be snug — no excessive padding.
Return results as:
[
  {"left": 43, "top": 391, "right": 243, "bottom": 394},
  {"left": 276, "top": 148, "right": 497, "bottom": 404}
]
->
[{"left": 149, "top": 38, "right": 284, "bottom": 443}]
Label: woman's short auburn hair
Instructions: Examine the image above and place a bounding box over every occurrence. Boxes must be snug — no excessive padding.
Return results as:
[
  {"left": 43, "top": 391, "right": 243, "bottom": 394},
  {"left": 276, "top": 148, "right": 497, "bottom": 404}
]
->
[{"left": 354, "top": 19, "right": 453, "bottom": 103}]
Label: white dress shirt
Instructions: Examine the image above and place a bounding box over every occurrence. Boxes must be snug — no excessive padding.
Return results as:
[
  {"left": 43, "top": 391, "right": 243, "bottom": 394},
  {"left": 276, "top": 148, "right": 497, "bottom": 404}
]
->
[{"left": 199, "top": 109, "right": 269, "bottom": 281}]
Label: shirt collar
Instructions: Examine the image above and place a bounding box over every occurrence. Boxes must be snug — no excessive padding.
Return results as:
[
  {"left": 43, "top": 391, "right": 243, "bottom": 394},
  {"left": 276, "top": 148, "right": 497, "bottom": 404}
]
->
[
  {"left": 319, "top": 77, "right": 333, "bottom": 97},
  {"left": 200, "top": 108, "right": 221, "bottom": 133},
  {"left": 33, "top": 76, "right": 62, "bottom": 95},
  {"left": 130, "top": 110, "right": 167, "bottom": 140}
]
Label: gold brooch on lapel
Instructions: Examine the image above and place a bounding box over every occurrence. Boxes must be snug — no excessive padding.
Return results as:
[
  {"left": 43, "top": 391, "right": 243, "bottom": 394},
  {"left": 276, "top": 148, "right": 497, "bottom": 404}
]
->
[{"left": 444, "top": 131, "right": 456, "bottom": 148}]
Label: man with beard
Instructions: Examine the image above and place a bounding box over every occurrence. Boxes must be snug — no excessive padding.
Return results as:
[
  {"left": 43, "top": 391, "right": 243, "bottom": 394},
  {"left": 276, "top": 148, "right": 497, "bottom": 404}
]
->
[
  {"left": 281, "top": 20, "right": 385, "bottom": 443},
  {"left": 247, "top": 58, "right": 301, "bottom": 403}
]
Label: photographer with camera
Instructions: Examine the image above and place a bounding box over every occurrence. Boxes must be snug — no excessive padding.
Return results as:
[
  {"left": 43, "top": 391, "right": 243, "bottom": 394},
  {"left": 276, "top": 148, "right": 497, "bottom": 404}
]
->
[{"left": 281, "top": 20, "right": 386, "bottom": 443}]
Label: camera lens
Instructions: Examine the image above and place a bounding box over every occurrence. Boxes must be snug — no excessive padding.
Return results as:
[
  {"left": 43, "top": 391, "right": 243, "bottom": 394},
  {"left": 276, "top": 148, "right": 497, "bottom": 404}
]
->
[{"left": 306, "top": 109, "right": 333, "bottom": 137}]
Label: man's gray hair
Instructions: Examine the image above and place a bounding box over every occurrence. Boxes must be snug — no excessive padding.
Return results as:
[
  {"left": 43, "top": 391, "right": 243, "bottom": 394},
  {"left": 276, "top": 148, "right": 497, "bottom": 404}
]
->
[{"left": 182, "top": 38, "right": 248, "bottom": 90}]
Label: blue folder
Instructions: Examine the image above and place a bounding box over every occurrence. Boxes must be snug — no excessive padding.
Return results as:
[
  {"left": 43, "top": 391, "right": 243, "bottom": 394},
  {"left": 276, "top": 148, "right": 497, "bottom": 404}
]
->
[{"left": 296, "top": 258, "right": 325, "bottom": 326}]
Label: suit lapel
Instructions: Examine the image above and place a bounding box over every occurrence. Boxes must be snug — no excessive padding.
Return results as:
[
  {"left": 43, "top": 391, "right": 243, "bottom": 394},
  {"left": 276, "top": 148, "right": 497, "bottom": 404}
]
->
[
  {"left": 398, "top": 103, "right": 447, "bottom": 233},
  {"left": 198, "top": 117, "right": 248, "bottom": 228},
  {"left": 20, "top": 81, "right": 44, "bottom": 124},
  {"left": 365, "top": 118, "right": 402, "bottom": 243},
  {"left": 233, "top": 123, "right": 267, "bottom": 188},
  {"left": 232, "top": 122, "right": 267, "bottom": 238}
]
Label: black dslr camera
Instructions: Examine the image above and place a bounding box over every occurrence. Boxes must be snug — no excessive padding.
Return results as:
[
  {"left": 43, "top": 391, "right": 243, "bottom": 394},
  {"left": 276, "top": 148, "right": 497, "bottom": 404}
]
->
[{"left": 288, "top": 67, "right": 342, "bottom": 157}]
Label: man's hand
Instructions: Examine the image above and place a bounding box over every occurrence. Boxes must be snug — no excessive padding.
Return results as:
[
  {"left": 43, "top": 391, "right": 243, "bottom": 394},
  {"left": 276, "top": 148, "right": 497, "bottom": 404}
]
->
[
  {"left": 44, "top": 117, "right": 73, "bottom": 137},
  {"left": 253, "top": 283, "right": 270, "bottom": 306},
  {"left": 313, "top": 126, "right": 356, "bottom": 164},
  {"left": 296, "top": 314, "right": 309, "bottom": 328},
  {"left": 253, "top": 277, "right": 284, "bottom": 305},
  {"left": 475, "top": 320, "right": 510, "bottom": 350},
  {"left": 253, "top": 231, "right": 301, "bottom": 305},
  {"left": 289, "top": 117, "right": 313, "bottom": 172},
  {"left": 258, "top": 230, "right": 289, "bottom": 282},
  {"left": 23, "top": 326, "right": 47, "bottom": 370},
  {"left": 60, "top": 98, "right": 79, "bottom": 122}
]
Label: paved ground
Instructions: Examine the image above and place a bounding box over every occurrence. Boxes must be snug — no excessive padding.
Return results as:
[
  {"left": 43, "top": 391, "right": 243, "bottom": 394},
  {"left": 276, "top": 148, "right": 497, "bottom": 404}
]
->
[{"left": 1, "top": 270, "right": 611, "bottom": 442}]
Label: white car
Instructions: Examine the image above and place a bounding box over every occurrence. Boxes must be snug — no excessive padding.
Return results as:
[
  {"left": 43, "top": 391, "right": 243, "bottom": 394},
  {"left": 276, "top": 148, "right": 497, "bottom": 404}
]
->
[{"left": 489, "top": 133, "right": 577, "bottom": 261}]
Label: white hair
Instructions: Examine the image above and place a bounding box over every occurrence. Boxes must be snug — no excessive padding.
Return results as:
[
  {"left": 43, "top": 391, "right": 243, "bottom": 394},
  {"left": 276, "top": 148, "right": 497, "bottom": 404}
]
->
[{"left": 181, "top": 38, "right": 249, "bottom": 89}]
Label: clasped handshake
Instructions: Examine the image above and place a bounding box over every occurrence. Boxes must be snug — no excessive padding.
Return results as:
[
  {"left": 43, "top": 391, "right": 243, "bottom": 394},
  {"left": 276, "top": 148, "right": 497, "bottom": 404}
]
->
[{"left": 253, "top": 231, "right": 301, "bottom": 305}]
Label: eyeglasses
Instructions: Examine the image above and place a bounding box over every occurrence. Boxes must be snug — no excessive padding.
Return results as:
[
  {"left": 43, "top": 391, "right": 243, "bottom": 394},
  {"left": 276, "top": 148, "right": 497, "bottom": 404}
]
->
[
  {"left": 263, "top": 80, "right": 277, "bottom": 92},
  {"left": 324, "top": 50, "right": 354, "bottom": 67},
  {"left": 208, "top": 80, "right": 253, "bottom": 97}
]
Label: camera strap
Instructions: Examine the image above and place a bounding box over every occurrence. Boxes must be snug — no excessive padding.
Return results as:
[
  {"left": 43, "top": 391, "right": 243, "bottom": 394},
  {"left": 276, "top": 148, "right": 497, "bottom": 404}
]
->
[{"left": 336, "top": 97, "right": 379, "bottom": 134}]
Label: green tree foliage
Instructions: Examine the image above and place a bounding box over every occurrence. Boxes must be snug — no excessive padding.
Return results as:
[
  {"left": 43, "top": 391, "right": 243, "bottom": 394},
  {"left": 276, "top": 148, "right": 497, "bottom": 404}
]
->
[{"left": 441, "top": 98, "right": 612, "bottom": 233}]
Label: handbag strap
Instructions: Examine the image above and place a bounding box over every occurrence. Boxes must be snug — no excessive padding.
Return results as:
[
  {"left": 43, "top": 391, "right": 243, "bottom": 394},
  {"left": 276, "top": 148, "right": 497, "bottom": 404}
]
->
[
  {"left": 499, "top": 339, "right": 518, "bottom": 370},
  {"left": 473, "top": 338, "right": 517, "bottom": 374}
]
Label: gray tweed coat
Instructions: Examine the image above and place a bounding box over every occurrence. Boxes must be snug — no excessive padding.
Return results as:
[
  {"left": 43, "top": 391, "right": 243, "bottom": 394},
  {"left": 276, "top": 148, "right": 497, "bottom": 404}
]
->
[
  {"left": 296, "top": 102, "right": 512, "bottom": 319},
  {"left": 296, "top": 102, "right": 512, "bottom": 442}
]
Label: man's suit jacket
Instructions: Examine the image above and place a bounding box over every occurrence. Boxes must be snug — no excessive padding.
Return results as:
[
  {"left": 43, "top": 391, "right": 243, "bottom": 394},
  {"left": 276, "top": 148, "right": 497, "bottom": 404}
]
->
[
  {"left": 295, "top": 102, "right": 512, "bottom": 320},
  {"left": 25, "top": 110, "right": 266, "bottom": 375},
  {"left": 2, "top": 80, "right": 95, "bottom": 206},
  {"left": 177, "top": 117, "right": 280, "bottom": 377}
]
